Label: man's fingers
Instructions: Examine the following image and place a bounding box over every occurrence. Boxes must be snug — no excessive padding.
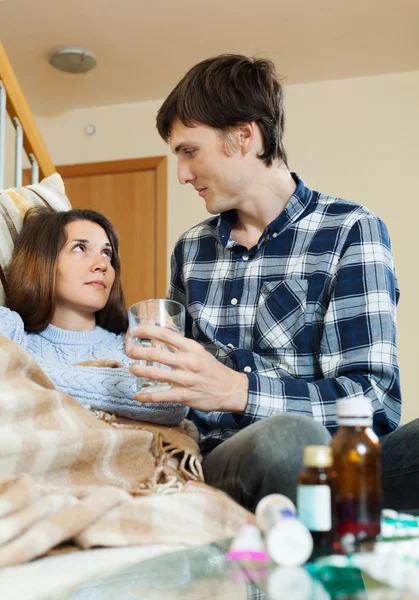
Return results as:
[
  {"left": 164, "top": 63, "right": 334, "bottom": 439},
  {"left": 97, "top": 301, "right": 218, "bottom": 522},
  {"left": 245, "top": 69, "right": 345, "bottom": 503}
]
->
[
  {"left": 128, "top": 346, "right": 181, "bottom": 368},
  {"left": 125, "top": 333, "right": 133, "bottom": 354},
  {"left": 133, "top": 387, "right": 188, "bottom": 404},
  {"left": 130, "top": 364, "right": 173, "bottom": 382},
  {"left": 130, "top": 363, "right": 194, "bottom": 387},
  {"left": 130, "top": 325, "right": 195, "bottom": 352},
  {"left": 128, "top": 345, "right": 205, "bottom": 375}
]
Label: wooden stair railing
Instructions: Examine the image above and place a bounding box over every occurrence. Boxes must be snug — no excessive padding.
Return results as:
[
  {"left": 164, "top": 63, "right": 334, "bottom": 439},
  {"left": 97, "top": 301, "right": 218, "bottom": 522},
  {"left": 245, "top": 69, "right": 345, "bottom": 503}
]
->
[{"left": 0, "top": 40, "right": 55, "bottom": 184}]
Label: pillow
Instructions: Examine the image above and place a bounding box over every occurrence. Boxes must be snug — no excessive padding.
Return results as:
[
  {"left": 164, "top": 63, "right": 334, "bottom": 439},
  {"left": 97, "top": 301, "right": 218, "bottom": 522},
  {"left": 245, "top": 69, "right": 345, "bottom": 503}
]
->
[{"left": 0, "top": 173, "right": 72, "bottom": 306}]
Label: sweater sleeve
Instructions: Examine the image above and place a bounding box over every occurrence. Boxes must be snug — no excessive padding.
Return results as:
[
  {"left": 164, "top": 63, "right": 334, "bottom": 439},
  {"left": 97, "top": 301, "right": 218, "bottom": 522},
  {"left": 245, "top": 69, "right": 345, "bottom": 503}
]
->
[
  {"left": 0, "top": 307, "right": 26, "bottom": 348},
  {"left": 40, "top": 362, "right": 189, "bottom": 426}
]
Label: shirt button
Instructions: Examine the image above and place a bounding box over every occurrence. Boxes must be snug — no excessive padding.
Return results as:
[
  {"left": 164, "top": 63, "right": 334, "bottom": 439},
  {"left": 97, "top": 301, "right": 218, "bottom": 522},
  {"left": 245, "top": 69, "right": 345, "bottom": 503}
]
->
[
  {"left": 272, "top": 232, "right": 278, "bottom": 238},
  {"left": 231, "top": 298, "right": 238, "bottom": 305},
  {"left": 227, "top": 343, "right": 234, "bottom": 349},
  {"left": 243, "top": 366, "right": 252, "bottom": 373},
  {"left": 242, "top": 254, "right": 249, "bottom": 261}
]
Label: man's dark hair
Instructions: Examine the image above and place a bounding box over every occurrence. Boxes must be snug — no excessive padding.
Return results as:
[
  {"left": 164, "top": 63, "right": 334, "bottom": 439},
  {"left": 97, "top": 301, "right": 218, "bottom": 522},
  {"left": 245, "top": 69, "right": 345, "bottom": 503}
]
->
[
  {"left": 156, "top": 54, "right": 288, "bottom": 167},
  {"left": 6, "top": 207, "right": 128, "bottom": 334}
]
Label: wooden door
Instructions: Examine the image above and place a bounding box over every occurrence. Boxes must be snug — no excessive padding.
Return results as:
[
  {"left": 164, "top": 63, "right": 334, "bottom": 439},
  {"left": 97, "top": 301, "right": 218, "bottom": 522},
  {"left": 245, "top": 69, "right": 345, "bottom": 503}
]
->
[{"left": 56, "top": 158, "right": 167, "bottom": 309}]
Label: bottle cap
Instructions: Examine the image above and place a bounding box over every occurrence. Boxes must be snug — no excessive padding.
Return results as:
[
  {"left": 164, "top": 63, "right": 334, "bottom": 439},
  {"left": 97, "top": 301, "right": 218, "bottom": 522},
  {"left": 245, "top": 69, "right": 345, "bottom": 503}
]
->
[
  {"left": 303, "top": 445, "right": 332, "bottom": 468},
  {"left": 255, "top": 494, "right": 297, "bottom": 539},
  {"left": 255, "top": 493, "right": 296, "bottom": 523},
  {"left": 266, "top": 518, "right": 314, "bottom": 567},
  {"left": 226, "top": 523, "right": 270, "bottom": 563},
  {"left": 337, "top": 395, "right": 373, "bottom": 426}
]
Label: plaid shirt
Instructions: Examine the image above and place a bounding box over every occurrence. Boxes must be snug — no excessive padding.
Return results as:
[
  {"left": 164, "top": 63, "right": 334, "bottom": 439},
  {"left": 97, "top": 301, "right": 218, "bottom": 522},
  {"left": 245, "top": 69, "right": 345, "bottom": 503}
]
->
[{"left": 168, "top": 174, "right": 401, "bottom": 451}]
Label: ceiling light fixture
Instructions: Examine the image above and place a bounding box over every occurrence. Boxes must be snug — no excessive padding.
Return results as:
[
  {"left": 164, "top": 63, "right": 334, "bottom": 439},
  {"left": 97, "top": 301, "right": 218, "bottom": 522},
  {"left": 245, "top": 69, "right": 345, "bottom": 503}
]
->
[{"left": 49, "top": 48, "right": 97, "bottom": 74}]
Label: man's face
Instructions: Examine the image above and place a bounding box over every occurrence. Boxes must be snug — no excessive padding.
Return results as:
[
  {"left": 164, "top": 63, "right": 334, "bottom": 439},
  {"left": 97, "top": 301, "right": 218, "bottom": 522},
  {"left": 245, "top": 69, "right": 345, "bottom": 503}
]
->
[{"left": 170, "top": 120, "right": 249, "bottom": 215}]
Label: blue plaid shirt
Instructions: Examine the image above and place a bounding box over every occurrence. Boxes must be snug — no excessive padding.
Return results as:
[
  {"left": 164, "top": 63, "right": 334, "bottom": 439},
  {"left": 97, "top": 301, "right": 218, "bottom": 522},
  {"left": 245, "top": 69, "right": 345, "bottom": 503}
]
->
[{"left": 168, "top": 174, "right": 401, "bottom": 451}]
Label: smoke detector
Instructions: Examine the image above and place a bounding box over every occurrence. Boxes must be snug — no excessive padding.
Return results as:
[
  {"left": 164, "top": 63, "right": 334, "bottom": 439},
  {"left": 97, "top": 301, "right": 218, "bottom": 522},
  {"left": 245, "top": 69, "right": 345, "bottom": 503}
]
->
[{"left": 49, "top": 48, "right": 97, "bottom": 74}]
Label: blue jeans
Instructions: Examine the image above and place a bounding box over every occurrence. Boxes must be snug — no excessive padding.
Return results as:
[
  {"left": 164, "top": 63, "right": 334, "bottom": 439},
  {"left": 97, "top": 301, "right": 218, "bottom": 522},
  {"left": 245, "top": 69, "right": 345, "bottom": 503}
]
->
[{"left": 202, "top": 414, "right": 419, "bottom": 513}]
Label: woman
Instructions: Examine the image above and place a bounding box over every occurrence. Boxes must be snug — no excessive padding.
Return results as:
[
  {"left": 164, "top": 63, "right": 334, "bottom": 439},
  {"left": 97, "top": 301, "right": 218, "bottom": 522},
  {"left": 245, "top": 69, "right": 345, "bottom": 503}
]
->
[{"left": 0, "top": 206, "right": 188, "bottom": 426}]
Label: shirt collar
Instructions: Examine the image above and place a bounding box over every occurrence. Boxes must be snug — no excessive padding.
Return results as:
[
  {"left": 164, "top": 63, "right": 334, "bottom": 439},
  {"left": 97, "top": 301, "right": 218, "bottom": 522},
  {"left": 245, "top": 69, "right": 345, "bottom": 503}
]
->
[{"left": 217, "top": 173, "right": 314, "bottom": 250}]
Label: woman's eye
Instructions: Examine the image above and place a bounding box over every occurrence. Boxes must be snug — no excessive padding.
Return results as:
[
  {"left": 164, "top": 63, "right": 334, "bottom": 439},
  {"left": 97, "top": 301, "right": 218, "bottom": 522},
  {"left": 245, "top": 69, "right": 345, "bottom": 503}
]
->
[
  {"left": 73, "top": 244, "right": 85, "bottom": 252},
  {"left": 102, "top": 249, "right": 112, "bottom": 258}
]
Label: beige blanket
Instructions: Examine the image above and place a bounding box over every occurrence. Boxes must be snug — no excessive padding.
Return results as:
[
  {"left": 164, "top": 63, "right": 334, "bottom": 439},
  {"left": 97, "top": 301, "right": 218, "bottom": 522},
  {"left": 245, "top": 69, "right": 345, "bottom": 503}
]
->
[{"left": 0, "top": 336, "right": 253, "bottom": 567}]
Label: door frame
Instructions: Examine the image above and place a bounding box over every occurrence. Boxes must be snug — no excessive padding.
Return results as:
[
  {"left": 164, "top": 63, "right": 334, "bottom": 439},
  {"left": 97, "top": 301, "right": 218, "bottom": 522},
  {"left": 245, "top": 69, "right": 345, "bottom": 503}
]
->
[{"left": 26, "top": 156, "right": 168, "bottom": 298}]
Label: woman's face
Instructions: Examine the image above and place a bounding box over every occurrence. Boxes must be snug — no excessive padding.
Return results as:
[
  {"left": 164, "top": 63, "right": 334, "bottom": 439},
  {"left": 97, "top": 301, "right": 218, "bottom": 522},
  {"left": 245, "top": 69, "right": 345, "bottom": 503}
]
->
[{"left": 54, "top": 220, "right": 116, "bottom": 318}]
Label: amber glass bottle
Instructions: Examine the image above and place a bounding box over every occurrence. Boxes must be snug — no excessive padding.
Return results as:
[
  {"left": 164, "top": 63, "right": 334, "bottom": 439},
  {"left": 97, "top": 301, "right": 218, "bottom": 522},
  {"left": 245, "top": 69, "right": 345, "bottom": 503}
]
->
[
  {"left": 297, "top": 445, "right": 335, "bottom": 551},
  {"left": 332, "top": 396, "right": 382, "bottom": 548}
]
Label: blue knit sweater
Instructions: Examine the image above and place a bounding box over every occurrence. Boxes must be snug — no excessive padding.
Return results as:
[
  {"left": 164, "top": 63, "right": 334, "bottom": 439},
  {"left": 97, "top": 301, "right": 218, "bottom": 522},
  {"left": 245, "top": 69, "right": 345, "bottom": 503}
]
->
[{"left": 0, "top": 307, "right": 188, "bottom": 426}]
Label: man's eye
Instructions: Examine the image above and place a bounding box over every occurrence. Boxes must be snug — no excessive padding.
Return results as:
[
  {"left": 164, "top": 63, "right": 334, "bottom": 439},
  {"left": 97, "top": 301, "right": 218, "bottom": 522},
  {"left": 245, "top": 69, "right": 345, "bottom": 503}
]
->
[{"left": 184, "top": 149, "right": 196, "bottom": 157}]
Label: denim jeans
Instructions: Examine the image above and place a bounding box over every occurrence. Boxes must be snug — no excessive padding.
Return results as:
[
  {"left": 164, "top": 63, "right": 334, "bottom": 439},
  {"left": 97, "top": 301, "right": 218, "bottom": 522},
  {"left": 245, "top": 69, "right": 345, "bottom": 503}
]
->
[
  {"left": 202, "top": 414, "right": 419, "bottom": 513},
  {"left": 381, "top": 418, "right": 419, "bottom": 512}
]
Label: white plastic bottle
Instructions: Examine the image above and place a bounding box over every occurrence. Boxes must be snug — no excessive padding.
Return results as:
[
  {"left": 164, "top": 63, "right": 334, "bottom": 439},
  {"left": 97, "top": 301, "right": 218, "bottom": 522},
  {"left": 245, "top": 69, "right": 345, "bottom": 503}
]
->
[{"left": 255, "top": 493, "right": 313, "bottom": 566}]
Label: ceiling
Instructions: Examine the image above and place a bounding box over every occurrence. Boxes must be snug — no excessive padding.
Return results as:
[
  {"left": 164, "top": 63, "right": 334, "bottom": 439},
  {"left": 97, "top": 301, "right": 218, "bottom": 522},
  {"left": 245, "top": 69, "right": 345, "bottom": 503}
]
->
[{"left": 1, "top": 0, "right": 418, "bottom": 115}]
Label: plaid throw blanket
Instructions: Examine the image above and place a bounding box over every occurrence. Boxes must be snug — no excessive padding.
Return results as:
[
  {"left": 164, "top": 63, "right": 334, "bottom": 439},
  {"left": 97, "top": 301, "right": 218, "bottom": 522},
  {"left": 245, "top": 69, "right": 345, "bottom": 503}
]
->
[{"left": 0, "top": 336, "right": 253, "bottom": 567}]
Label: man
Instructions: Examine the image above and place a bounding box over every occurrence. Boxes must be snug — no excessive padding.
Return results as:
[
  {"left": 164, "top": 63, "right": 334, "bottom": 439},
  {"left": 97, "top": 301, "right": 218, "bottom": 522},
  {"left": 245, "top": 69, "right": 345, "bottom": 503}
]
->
[{"left": 128, "top": 54, "right": 417, "bottom": 512}]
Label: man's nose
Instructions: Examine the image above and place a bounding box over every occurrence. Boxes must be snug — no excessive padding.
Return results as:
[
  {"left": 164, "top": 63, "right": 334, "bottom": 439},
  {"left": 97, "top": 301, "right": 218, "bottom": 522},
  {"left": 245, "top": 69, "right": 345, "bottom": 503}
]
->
[{"left": 177, "top": 162, "right": 196, "bottom": 185}]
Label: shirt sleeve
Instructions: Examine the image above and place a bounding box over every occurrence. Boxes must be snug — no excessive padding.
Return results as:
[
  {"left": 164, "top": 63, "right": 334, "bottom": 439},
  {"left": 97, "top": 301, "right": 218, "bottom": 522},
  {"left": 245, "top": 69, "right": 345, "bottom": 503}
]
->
[
  {"left": 0, "top": 307, "right": 26, "bottom": 348},
  {"left": 40, "top": 363, "right": 189, "bottom": 427},
  {"left": 237, "top": 215, "right": 401, "bottom": 436}
]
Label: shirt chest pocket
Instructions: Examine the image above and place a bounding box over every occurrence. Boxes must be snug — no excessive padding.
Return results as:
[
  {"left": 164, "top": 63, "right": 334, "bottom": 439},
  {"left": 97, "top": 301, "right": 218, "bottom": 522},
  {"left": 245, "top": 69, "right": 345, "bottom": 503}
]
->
[{"left": 255, "top": 279, "right": 309, "bottom": 352}]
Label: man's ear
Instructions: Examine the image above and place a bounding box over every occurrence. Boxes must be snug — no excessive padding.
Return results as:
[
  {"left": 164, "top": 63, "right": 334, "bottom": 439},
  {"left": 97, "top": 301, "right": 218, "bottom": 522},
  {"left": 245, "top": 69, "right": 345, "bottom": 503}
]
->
[{"left": 236, "top": 122, "right": 257, "bottom": 155}]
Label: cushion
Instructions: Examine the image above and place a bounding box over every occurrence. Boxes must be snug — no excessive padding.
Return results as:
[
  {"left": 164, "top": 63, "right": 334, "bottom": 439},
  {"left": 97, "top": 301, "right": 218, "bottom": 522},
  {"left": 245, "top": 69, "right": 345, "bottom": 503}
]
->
[{"left": 0, "top": 173, "right": 72, "bottom": 306}]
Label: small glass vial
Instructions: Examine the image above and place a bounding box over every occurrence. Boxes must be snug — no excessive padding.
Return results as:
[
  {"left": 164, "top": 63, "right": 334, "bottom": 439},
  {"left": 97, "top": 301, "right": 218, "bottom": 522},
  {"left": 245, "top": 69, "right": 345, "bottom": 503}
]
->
[
  {"left": 297, "top": 445, "right": 334, "bottom": 551},
  {"left": 331, "top": 395, "right": 381, "bottom": 548}
]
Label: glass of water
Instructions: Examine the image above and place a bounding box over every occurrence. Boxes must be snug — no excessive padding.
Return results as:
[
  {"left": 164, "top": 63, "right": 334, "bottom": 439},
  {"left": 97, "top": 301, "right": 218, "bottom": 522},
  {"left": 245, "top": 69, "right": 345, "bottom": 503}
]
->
[{"left": 128, "top": 299, "right": 185, "bottom": 393}]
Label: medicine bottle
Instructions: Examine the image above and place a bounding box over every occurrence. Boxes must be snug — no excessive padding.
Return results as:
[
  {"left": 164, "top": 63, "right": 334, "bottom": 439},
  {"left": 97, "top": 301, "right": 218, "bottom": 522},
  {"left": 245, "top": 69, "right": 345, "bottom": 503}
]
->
[
  {"left": 255, "top": 493, "right": 313, "bottom": 566},
  {"left": 297, "top": 445, "right": 334, "bottom": 551},
  {"left": 331, "top": 396, "right": 381, "bottom": 547}
]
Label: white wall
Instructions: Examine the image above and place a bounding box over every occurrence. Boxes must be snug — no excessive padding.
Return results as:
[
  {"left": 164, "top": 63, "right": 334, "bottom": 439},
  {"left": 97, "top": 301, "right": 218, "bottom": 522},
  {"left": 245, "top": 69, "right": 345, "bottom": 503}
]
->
[
  {"left": 284, "top": 71, "right": 419, "bottom": 425},
  {"left": 31, "top": 69, "right": 419, "bottom": 423}
]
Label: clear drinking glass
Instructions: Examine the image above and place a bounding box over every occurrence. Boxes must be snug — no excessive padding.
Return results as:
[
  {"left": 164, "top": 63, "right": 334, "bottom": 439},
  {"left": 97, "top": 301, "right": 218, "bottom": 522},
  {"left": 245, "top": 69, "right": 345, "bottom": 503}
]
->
[{"left": 128, "top": 299, "right": 185, "bottom": 393}]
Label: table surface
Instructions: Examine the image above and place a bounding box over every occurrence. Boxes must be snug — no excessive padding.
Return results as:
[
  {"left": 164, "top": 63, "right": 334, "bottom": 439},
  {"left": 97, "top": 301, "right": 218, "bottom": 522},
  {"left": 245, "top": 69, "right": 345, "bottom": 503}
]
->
[{"left": 69, "top": 539, "right": 419, "bottom": 600}]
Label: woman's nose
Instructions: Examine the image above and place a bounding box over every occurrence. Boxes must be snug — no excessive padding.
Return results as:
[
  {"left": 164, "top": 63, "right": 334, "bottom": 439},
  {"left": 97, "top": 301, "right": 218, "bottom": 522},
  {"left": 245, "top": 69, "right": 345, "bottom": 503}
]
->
[{"left": 92, "top": 254, "right": 108, "bottom": 271}]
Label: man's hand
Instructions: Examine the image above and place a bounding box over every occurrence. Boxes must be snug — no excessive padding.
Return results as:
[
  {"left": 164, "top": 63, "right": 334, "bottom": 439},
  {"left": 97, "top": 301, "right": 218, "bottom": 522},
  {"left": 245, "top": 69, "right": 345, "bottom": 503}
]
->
[{"left": 126, "top": 325, "right": 249, "bottom": 413}]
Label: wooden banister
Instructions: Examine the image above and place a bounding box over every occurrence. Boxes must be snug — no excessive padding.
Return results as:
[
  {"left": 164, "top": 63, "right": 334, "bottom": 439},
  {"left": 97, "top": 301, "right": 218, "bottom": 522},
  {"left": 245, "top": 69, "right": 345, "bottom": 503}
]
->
[{"left": 0, "top": 41, "right": 55, "bottom": 180}]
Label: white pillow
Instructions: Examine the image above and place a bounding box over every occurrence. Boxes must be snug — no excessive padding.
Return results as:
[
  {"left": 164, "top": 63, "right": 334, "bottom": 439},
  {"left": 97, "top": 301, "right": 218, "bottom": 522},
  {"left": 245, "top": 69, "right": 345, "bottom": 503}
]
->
[{"left": 0, "top": 173, "right": 72, "bottom": 306}]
